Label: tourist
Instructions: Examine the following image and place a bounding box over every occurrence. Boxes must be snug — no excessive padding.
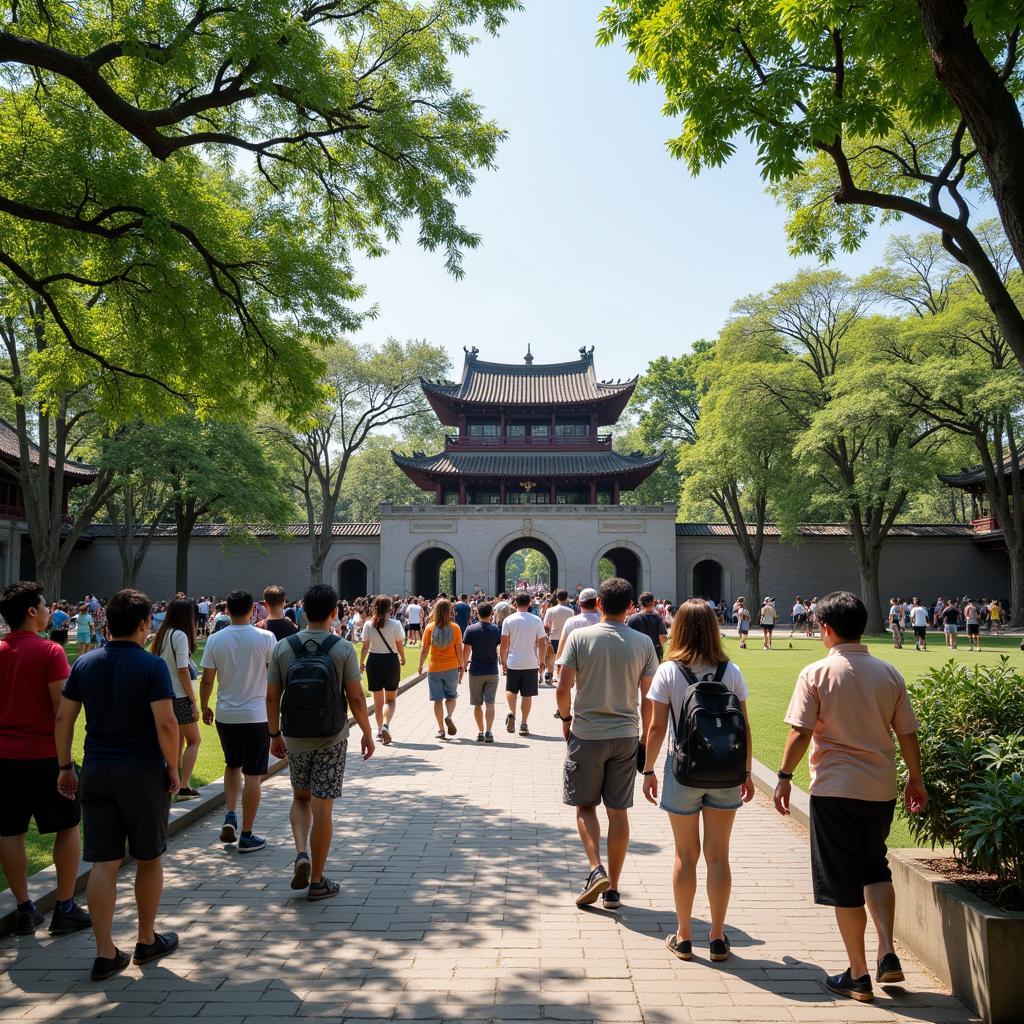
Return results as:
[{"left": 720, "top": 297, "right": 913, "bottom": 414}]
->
[
  {"left": 493, "top": 592, "right": 513, "bottom": 630},
  {"left": 887, "top": 598, "right": 903, "bottom": 650},
  {"left": 49, "top": 603, "right": 70, "bottom": 646},
  {"left": 196, "top": 596, "right": 210, "bottom": 636},
  {"left": 807, "top": 597, "right": 819, "bottom": 638},
  {"left": 734, "top": 597, "right": 751, "bottom": 649},
  {"left": 910, "top": 597, "right": 929, "bottom": 651},
  {"left": 988, "top": 598, "right": 1003, "bottom": 634},
  {"left": 267, "top": 584, "right": 372, "bottom": 901},
  {"left": 774, "top": 591, "right": 928, "bottom": 1003},
  {"left": 453, "top": 593, "right": 472, "bottom": 633},
  {"left": 360, "top": 594, "right": 406, "bottom": 744},
  {"left": 758, "top": 597, "right": 777, "bottom": 650},
  {"left": 256, "top": 585, "right": 299, "bottom": 641},
  {"left": 199, "top": 590, "right": 276, "bottom": 853},
  {"left": 553, "top": 587, "right": 601, "bottom": 668},
  {"left": 418, "top": 597, "right": 464, "bottom": 740},
  {"left": 964, "top": 598, "right": 981, "bottom": 651},
  {"left": 463, "top": 601, "right": 501, "bottom": 743},
  {"left": 0, "top": 581, "right": 90, "bottom": 937},
  {"left": 499, "top": 591, "right": 546, "bottom": 736},
  {"left": 642, "top": 599, "right": 754, "bottom": 961},
  {"left": 75, "top": 603, "right": 95, "bottom": 653},
  {"left": 150, "top": 598, "right": 202, "bottom": 802},
  {"left": 405, "top": 596, "right": 422, "bottom": 646},
  {"left": 940, "top": 598, "right": 959, "bottom": 650},
  {"left": 55, "top": 588, "right": 180, "bottom": 981},
  {"left": 211, "top": 601, "right": 231, "bottom": 633},
  {"left": 626, "top": 590, "right": 668, "bottom": 660},
  {"left": 557, "top": 577, "right": 660, "bottom": 909},
  {"left": 543, "top": 589, "right": 576, "bottom": 683},
  {"left": 791, "top": 597, "right": 806, "bottom": 637}
]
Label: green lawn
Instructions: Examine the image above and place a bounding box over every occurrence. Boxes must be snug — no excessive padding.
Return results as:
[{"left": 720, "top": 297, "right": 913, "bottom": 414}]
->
[
  {"left": 2, "top": 639, "right": 422, "bottom": 893},
  {"left": 729, "top": 630, "right": 1021, "bottom": 848}
]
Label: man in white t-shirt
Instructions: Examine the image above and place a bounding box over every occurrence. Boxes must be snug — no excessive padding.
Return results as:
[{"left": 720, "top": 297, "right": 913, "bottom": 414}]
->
[
  {"left": 404, "top": 599, "right": 422, "bottom": 645},
  {"left": 791, "top": 598, "right": 807, "bottom": 636},
  {"left": 543, "top": 589, "right": 576, "bottom": 685},
  {"left": 499, "top": 592, "right": 547, "bottom": 736},
  {"left": 910, "top": 598, "right": 929, "bottom": 651},
  {"left": 199, "top": 590, "right": 276, "bottom": 853}
]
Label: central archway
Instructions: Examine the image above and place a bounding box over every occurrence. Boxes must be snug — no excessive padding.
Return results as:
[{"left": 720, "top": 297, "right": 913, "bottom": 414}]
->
[
  {"left": 495, "top": 538, "right": 559, "bottom": 595},
  {"left": 413, "top": 546, "right": 457, "bottom": 597}
]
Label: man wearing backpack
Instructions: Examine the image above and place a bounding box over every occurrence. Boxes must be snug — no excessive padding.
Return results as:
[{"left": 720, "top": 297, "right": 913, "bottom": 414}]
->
[
  {"left": 267, "top": 584, "right": 373, "bottom": 901},
  {"left": 774, "top": 591, "right": 928, "bottom": 1003}
]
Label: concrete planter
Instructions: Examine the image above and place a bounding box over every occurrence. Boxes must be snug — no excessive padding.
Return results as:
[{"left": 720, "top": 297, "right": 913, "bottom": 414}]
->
[{"left": 891, "top": 848, "right": 1024, "bottom": 1024}]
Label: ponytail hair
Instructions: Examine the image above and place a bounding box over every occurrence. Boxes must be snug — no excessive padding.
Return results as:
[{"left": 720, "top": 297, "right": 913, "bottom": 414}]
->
[{"left": 371, "top": 594, "right": 392, "bottom": 630}]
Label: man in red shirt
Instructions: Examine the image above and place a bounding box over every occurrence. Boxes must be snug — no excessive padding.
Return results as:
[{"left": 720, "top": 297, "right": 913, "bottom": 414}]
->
[{"left": 0, "top": 581, "right": 90, "bottom": 936}]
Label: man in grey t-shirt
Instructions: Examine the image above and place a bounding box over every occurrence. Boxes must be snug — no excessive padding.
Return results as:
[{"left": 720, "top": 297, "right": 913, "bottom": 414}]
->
[
  {"left": 267, "top": 584, "right": 373, "bottom": 901},
  {"left": 556, "top": 577, "right": 659, "bottom": 910}
]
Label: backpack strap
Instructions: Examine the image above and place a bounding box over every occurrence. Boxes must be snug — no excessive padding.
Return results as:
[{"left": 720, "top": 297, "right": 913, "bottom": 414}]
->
[
  {"left": 286, "top": 634, "right": 304, "bottom": 658},
  {"left": 319, "top": 634, "right": 341, "bottom": 655},
  {"left": 713, "top": 660, "right": 728, "bottom": 682}
]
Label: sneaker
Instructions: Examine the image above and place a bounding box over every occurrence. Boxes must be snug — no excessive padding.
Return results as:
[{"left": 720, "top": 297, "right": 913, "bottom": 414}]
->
[
  {"left": 307, "top": 877, "right": 340, "bottom": 901},
  {"left": 506, "top": 713, "right": 515, "bottom": 734},
  {"left": 575, "top": 865, "right": 610, "bottom": 907},
  {"left": 665, "top": 934, "right": 692, "bottom": 960},
  {"left": 290, "top": 852, "right": 311, "bottom": 890},
  {"left": 476, "top": 731, "right": 485, "bottom": 742},
  {"left": 49, "top": 901, "right": 91, "bottom": 935},
  {"left": 444, "top": 715, "right": 457, "bottom": 736},
  {"left": 380, "top": 724, "right": 392, "bottom": 745},
  {"left": 519, "top": 722, "right": 529, "bottom": 736},
  {"left": 436, "top": 729, "right": 446, "bottom": 740},
  {"left": 484, "top": 731, "right": 494, "bottom": 743},
  {"left": 825, "top": 968, "right": 873, "bottom": 1002},
  {"left": 91, "top": 949, "right": 130, "bottom": 981},
  {"left": 133, "top": 931, "right": 179, "bottom": 966},
  {"left": 709, "top": 934, "right": 731, "bottom": 962},
  {"left": 876, "top": 952, "right": 905, "bottom": 984},
  {"left": 602, "top": 889, "right": 621, "bottom": 910},
  {"left": 219, "top": 811, "right": 238, "bottom": 843},
  {"left": 15, "top": 904, "right": 43, "bottom": 935},
  {"left": 174, "top": 788, "right": 199, "bottom": 802},
  {"left": 238, "top": 833, "right": 266, "bottom": 854}
]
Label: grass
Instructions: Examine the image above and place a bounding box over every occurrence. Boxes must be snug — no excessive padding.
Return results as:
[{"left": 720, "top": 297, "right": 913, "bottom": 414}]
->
[
  {"left": 2, "top": 639, "right": 423, "bottom": 893},
  {"left": 730, "top": 630, "right": 1022, "bottom": 849}
]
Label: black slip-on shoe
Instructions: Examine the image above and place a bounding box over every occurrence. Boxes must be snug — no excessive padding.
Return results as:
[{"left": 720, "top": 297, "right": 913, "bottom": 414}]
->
[
  {"left": 49, "top": 901, "right": 91, "bottom": 935},
  {"left": 876, "top": 953, "right": 905, "bottom": 984},
  {"left": 290, "top": 853, "right": 311, "bottom": 890},
  {"left": 15, "top": 905, "right": 44, "bottom": 935},
  {"left": 133, "top": 931, "right": 179, "bottom": 967},
  {"left": 575, "top": 865, "right": 610, "bottom": 907},
  {"left": 91, "top": 949, "right": 130, "bottom": 981},
  {"left": 601, "top": 889, "right": 621, "bottom": 910},
  {"left": 476, "top": 731, "right": 485, "bottom": 742},
  {"left": 484, "top": 732, "right": 494, "bottom": 743},
  {"left": 709, "top": 934, "right": 731, "bottom": 962},
  {"left": 825, "top": 968, "right": 873, "bottom": 1002},
  {"left": 665, "top": 934, "right": 692, "bottom": 961}
]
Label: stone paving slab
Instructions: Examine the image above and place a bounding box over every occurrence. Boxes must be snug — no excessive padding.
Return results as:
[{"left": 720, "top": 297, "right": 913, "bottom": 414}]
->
[{"left": 0, "top": 678, "right": 979, "bottom": 1023}]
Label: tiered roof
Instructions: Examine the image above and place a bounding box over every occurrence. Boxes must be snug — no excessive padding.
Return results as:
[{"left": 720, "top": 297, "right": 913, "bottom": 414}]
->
[{"left": 0, "top": 419, "right": 97, "bottom": 482}]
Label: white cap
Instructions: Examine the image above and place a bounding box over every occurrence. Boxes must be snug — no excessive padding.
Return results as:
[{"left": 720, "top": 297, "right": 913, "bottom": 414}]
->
[{"left": 579, "top": 588, "right": 599, "bottom": 602}]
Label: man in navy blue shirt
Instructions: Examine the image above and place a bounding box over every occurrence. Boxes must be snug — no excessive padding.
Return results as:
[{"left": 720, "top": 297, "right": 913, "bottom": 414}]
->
[
  {"left": 453, "top": 594, "right": 472, "bottom": 633},
  {"left": 55, "top": 589, "right": 181, "bottom": 982},
  {"left": 462, "top": 603, "right": 501, "bottom": 742}
]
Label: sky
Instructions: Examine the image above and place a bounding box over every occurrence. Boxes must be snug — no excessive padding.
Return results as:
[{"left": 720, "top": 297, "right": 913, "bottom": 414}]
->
[{"left": 351, "top": 1, "right": 905, "bottom": 382}]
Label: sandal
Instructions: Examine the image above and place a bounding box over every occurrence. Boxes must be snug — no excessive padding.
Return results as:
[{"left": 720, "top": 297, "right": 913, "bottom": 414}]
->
[
  {"left": 380, "top": 724, "right": 392, "bottom": 745},
  {"left": 435, "top": 729, "right": 446, "bottom": 740},
  {"left": 307, "top": 877, "right": 340, "bottom": 902}
]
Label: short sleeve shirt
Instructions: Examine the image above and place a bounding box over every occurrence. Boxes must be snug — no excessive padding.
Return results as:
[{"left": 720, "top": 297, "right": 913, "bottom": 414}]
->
[
  {"left": 649, "top": 661, "right": 748, "bottom": 743},
  {"left": 423, "top": 622, "right": 464, "bottom": 672},
  {"left": 463, "top": 622, "right": 501, "bottom": 676},
  {"left": 784, "top": 644, "right": 919, "bottom": 801},
  {"left": 543, "top": 604, "right": 575, "bottom": 645},
  {"left": 911, "top": 606, "right": 928, "bottom": 626},
  {"left": 942, "top": 606, "right": 959, "bottom": 625},
  {"left": 363, "top": 618, "right": 405, "bottom": 654},
  {"left": 155, "top": 628, "right": 191, "bottom": 698},
  {"left": 200, "top": 625, "right": 276, "bottom": 723},
  {"left": 268, "top": 629, "right": 361, "bottom": 752},
  {"left": 0, "top": 631, "right": 71, "bottom": 758},
  {"left": 63, "top": 642, "right": 173, "bottom": 766},
  {"left": 501, "top": 612, "right": 546, "bottom": 670},
  {"left": 625, "top": 611, "right": 668, "bottom": 657},
  {"left": 563, "top": 621, "right": 660, "bottom": 740}
]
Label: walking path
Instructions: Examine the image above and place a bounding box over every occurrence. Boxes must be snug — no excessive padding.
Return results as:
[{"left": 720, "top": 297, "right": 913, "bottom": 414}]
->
[{"left": 0, "top": 679, "right": 978, "bottom": 1023}]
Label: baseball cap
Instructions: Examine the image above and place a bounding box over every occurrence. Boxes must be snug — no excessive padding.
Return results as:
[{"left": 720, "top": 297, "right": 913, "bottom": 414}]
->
[{"left": 578, "top": 587, "right": 599, "bottom": 602}]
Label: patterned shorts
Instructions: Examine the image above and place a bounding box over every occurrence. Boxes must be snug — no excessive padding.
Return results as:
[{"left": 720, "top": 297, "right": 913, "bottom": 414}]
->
[{"left": 286, "top": 740, "right": 347, "bottom": 800}]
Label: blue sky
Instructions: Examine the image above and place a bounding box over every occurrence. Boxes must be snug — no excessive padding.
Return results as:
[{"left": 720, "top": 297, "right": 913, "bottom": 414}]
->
[{"left": 351, "top": 1, "right": 904, "bottom": 382}]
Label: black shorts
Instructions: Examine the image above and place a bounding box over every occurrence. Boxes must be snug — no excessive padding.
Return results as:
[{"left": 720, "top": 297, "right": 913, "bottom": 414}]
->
[
  {"left": 505, "top": 668, "right": 539, "bottom": 697},
  {"left": 809, "top": 795, "right": 896, "bottom": 907},
  {"left": 967, "top": 623, "right": 980, "bottom": 636},
  {"left": 215, "top": 721, "right": 270, "bottom": 776},
  {"left": 0, "top": 757, "right": 81, "bottom": 837},
  {"left": 79, "top": 762, "right": 170, "bottom": 862},
  {"left": 913, "top": 625, "right": 927, "bottom": 638},
  {"left": 172, "top": 696, "right": 197, "bottom": 725},
  {"left": 365, "top": 652, "right": 401, "bottom": 692},
  {"left": 197, "top": 613, "right": 208, "bottom": 630}
]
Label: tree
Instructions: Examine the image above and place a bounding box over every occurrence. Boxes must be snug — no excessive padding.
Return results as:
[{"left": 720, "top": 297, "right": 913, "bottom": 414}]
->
[
  {"left": 267, "top": 338, "right": 449, "bottom": 585},
  {"left": 598, "top": 3, "right": 1024, "bottom": 369}
]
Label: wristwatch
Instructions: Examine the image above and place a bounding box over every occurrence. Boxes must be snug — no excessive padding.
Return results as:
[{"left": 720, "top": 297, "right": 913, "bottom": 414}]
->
[
  {"left": 641, "top": 770, "right": 655, "bottom": 777},
  {"left": 777, "top": 770, "right": 794, "bottom": 781},
  {"left": 558, "top": 713, "right": 572, "bottom": 722},
  {"left": 269, "top": 730, "right": 282, "bottom": 738},
  {"left": 58, "top": 762, "right": 74, "bottom": 771}
]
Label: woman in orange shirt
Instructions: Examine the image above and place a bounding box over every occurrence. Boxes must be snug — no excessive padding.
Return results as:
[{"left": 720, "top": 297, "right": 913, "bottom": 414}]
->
[{"left": 418, "top": 598, "right": 465, "bottom": 740}]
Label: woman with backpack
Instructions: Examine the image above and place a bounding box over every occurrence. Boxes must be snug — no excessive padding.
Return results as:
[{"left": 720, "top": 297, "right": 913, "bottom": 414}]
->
[
  {"left": 360, "top": 595, "right": 406, "bottom": 745},
  {"left": 641, "top": 599, "right": 755, "bottom": 963},
  {"left": 418, "top": 597, "right": 465, "bottom": 741}
]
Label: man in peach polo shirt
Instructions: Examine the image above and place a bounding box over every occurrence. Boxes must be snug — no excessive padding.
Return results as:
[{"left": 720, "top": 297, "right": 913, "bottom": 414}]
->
[{"left": 773, "top": 591, "right": 928, "bottom": 1004}]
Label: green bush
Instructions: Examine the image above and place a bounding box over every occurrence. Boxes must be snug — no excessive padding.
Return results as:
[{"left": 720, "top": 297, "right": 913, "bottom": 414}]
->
[{"left": 902, "top": 658, "right": 1024, "bottom": 896}]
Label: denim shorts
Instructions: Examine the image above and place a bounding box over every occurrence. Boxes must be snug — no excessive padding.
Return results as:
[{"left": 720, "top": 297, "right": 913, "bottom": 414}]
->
[
  {"left": 660, "top": 756, "right": 742, "bottom": 816},
  {"left": 428, "top": 670, "right": 459, "bottom": 701}
]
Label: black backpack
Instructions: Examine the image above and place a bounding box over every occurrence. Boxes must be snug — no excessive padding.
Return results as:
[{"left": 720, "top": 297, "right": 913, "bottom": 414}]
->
[
  {"left": 280, "top": 635, "right": 347, "bottom": 738},
  {"left": 668, "top": 661, "right": 748, "bottom": 790}
]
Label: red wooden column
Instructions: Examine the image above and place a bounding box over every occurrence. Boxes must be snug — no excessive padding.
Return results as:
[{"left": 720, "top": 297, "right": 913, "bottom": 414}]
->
[
  {"left": 588, "top": 481, "right": 597, "bottom": 504},
  {"left": 612, "top": 481, "right": 620, "bottom": 504},
  {"left": 459, "top": 481, "right": 467, "bottom": 504},
  {"left": 435, "top": 483, "right": 444, "bottom": 505},
  {"left": 500, "top": 481, "right": 507, "bottom": 503},
  {"left": 549, "top": 482, "right": 556, "bottom": 504}
]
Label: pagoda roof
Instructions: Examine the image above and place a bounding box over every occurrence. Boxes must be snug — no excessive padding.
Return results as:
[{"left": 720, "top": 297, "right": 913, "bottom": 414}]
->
[
  {"left": 940, "top": 453, "right": 1022, "bottom": 490},
  {"left": 392, "top": 449, "right": 663, "bottom": 491},
  {"left": 0, "top": 418, "right": 97, "bottom": 482},
  {"left": 421, "top": 347, "right": 636, "bottom": 426}
]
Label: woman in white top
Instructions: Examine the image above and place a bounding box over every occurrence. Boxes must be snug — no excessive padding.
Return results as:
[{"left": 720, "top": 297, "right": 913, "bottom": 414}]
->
[
  {"left": 642, "top": 599, "right": 754, "bottom": 963},
  {"left": 150, "top": 598, "right": 202, "bottom": 800},
  {"left": 758, "top": 598, "right": 777, "bottom": 650},
  {"left": 360, "top": 595, "right": 406, "bottom": 744}
]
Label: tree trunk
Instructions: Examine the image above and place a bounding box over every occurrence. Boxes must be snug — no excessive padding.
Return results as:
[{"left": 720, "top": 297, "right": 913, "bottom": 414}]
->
[
  {"left": 174, "top": 531, "right": 189, "bottom": 595},
  {"left": 918, "top": 0, "right": 1024, "bottom": 276},
  {"left": 34, "top": 550, "right": 62, "bottom": 604},
  {"left": 856, "top": 551, "right": 884, "bottom": 635},
  {"left": 743, "top": 555, "right": 761, "bottom": 613},
  {"left": 1008, "top": 541, "right": 1024, "bottom": 630}
]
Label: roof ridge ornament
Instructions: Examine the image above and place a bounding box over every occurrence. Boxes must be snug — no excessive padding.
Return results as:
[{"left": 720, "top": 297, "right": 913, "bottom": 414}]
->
[
  {"left": 579, "top": 345, "right": 595, "bottom": 363},
  {"left": 464, "top": 345, "right": 479, "bottom": 361},
  {"left": 524, "top": 343, "right": 534, "bottom": 365}
]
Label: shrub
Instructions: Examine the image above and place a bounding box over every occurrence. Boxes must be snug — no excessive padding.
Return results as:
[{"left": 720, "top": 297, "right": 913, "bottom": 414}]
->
[{"left": 901, "top": 658, "right": 1024, "bottom": 895}]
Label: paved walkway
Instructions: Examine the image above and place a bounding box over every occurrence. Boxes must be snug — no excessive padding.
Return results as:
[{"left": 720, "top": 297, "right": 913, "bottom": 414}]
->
[{"left": 1, "top": 679, "right": 978, "bottom": 1023}]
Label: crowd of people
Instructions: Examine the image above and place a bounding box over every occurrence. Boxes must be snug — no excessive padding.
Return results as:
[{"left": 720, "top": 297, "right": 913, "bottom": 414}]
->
[{"left": 0, "top": 570, "right": 984, "bottom": 1004}]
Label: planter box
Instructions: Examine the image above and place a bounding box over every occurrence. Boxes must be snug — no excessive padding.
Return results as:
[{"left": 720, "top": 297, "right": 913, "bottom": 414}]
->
[{"left": 891, "top": 848, "right": 1024, "bottom": 1024}]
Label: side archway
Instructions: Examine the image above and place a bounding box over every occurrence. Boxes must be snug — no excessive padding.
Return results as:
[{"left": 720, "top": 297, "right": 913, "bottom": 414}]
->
[
  {"left": 692, "top": 559, "right": 723, "bottom": 603},
  {"left": 593, "top": 544, "right": 647, "bottom": 597}
]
